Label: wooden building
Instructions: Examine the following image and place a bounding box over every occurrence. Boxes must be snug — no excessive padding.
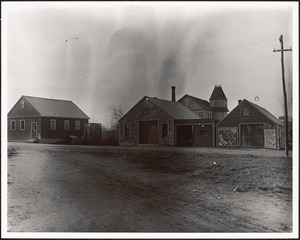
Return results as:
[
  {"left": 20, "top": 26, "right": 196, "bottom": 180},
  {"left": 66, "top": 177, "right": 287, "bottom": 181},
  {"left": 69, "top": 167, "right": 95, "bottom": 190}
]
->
[
  {"left": 177, "top": 85, "right": 229, "bottom": 121},
  {"left": 216, "top": 99, "right": 284, "bottom": 149},
  {"left": 119, "top": 87, "right": 217, "bottom": 147},
  {"left": 8, "top": 95, "right": 89, "bottom": 143}
]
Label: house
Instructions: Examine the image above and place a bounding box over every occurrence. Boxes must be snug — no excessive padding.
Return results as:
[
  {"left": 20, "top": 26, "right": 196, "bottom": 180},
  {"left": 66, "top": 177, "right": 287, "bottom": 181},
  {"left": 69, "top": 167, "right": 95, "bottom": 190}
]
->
[
  {"left": 216, "top": 99, "right": 284, "bottom": 149},
  {"left": 177, "top": 85, "right": 229, "bottom": 121},
  {"left": 8, "top": 95, "right": 90, "bottom": 143},
  {"left": 119, "top": 87, "right": 217, "bottom": 147}
]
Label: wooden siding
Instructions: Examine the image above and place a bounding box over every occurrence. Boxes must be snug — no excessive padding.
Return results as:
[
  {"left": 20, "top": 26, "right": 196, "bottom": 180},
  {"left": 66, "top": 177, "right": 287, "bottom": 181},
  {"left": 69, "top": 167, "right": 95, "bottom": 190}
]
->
[
  {"left": 41, "top": 117, "right": 88, "bottom": 140},
  {"left": 8, "top": 117, "right": 42, "bottom": 141}
]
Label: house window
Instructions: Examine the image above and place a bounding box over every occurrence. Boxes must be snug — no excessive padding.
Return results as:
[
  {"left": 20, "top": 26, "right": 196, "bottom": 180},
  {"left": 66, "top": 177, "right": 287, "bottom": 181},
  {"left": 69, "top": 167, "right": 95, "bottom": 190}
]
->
[
  {"left": 51, "top": 119, "right": 56, "bottom": 130},
  {"left": 189, "top": 101, "right": 193, "bottom": 108},
  {"left": 199, "top": 112, "right": 204, "bottom": 119},
  {"left": 199, "top": 130, "right": 207, "bottom": 136},
  {"left": 64, "top": 120, "right": 69, "bottom": 130},
  {"left": 162, "top": 124, "right": 168, "bottom": 137},
  {"left": 75, "top": 120, "right": 80, "bottom": 130},
  {"left": 20, "top": 100, "right": 25, "bottom": 109},
  {"left": 11, "top": 120, "right": 16, "bottom": 130},
  {"left": 181, "top": 100, "right": 185, "bottom": 106},
  {"left": 20, "top": 120, "right": 25, "bottom": 130},
  {"left": 125, "top": 125, "right": 130, "bottom": 137},
  {"left": 208, "top": 112, "right": 212, "bottom": 119},
  {"left": 241, "top": 108, "right": 250, "bottom": 116}
]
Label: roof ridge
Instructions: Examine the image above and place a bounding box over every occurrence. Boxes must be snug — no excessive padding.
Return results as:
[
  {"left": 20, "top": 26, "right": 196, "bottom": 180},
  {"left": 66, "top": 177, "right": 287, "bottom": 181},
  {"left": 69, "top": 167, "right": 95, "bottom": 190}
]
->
[{"left": 23, "top": 95, "right": 73, "bottom": 102}]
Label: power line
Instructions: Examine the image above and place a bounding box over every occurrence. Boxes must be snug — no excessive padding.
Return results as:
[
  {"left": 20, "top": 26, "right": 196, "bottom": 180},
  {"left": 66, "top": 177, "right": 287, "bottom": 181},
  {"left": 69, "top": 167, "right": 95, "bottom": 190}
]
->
[{"left": 18, "top": 38, "right": 278, "bottom": 81}]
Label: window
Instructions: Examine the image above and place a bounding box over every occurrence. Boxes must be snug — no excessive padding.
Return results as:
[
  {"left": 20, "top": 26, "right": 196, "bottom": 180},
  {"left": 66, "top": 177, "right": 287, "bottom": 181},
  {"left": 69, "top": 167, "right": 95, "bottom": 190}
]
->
[
  {"left": 11, "top": 120, "right": 16, "bottom": 130},
  {"left": 125, "top": 125, "right": 130, "bottom": 137},
  {"left": 241, "top": 108, "right": 250, "bottom": 116},
  {"left": 199, "top": 130, "right": 207, "bottom": 136},
  {"left": 64, "top": 120, "right": 69, "bottom": 130},
  {"left": 51, "top": 119, "right": 56, "bottom": 130},
  {"left": 189, "top": 101, "right": 193, "bottom": 108},
  {"left": 75, "top": 120, "right": 80, "bottom": 130},
  {"left": 20, "top": 120, "right": 25, "bottom": 130},
  {"left": 181, "top": 100, "right": 185, "bottom": 106},
  {"left": 162, "top": 124, "right": 168, "bottom": 136},
  {"left": 199, "top": 112, "right": 204, "bottom": 119},
  {"left": 208, "top": 112, "right": 212, "bottom": 119},
  {"left": 20, "top": 100, "right": 25, "bottom": 109}
]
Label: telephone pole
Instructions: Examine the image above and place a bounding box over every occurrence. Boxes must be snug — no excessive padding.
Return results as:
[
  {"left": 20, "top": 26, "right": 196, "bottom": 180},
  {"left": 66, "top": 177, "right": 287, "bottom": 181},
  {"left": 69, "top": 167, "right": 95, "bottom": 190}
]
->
[{"left": 273, "top": 35, "right": 292, "bottom": 157}]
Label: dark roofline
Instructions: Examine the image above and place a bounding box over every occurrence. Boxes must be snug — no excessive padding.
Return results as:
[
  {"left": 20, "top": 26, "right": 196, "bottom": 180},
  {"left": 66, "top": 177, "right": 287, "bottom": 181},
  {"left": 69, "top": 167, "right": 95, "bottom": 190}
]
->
[{"left": 177, "top": 94, "right": 211, "bottom": 110}]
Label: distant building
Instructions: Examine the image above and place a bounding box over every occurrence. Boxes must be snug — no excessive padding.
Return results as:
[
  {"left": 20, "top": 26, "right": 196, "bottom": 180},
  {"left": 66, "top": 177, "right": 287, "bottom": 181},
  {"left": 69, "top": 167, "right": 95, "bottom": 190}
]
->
[
  {"left": 216, "top": 99, "right": 284, "bottom": 149},
  {"left": 177, "top": 85, "right": 229, "bottom": 121},
  {"left": 8, "top": 95, "right": 89, "bottom": 143},
  {"left": 119, "top": 87, "right": 217, "bottom": 147}
]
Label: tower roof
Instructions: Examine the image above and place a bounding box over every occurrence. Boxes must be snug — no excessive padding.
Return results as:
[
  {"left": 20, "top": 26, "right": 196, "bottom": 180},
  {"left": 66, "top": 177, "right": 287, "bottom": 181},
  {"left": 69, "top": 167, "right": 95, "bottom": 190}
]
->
[{"left": 209, "top": 85, "right": 227, "bottom": 100}]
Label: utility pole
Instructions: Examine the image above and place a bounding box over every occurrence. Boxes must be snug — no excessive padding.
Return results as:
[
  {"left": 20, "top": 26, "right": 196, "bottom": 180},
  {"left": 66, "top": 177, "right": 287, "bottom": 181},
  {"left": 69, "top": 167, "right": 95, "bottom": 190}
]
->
[{"left": 273, "top": 35, "right": 292, "bottom": 157}]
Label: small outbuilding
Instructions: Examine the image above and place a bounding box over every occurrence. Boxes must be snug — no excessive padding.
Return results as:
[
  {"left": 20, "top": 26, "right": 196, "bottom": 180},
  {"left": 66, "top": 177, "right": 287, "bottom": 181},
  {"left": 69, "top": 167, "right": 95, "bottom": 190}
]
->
[
  {"left": 216, "top": 99, "right": 284, "bottom": 149},
  {"left": 8, "top": 95, "right": 90, "bottom": 143}
]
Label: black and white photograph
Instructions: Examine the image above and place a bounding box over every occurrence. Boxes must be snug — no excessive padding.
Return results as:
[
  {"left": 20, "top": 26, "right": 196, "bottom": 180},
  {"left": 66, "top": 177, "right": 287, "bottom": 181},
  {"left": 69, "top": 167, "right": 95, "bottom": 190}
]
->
[{"left": 1, "top": 1, "right": 299, "bottom": 238}]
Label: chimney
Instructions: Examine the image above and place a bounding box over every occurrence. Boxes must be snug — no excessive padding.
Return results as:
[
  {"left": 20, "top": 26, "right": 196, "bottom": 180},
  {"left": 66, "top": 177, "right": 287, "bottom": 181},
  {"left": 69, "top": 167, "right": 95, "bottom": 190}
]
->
[
  {"left": 238, "top": 100, "right": 242, "bottom": 104},
  {"left": 171, "top": 86, "right": 176, "bottom": 102}
]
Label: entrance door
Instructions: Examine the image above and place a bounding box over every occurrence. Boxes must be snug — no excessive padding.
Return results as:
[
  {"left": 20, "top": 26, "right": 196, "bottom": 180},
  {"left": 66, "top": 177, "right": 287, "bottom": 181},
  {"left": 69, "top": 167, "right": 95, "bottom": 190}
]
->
[
  {"left": 176, "top": 125, "right": 193, "bottom": 146},
  {"left": 241, "top": 124, "right": 264, "bottom": 148},
  {"left": 31, "top": 122, "right": 38, "bottom": 138},
  {"left": 139, "top": 121, "right": 158, "bottom": 144}
]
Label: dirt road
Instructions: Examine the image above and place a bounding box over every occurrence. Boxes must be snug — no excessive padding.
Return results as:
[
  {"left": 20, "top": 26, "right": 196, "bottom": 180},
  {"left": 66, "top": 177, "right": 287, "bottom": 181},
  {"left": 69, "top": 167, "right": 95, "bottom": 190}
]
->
[{"left": 7, "top": 142, "right": 292, "bottom": 232}]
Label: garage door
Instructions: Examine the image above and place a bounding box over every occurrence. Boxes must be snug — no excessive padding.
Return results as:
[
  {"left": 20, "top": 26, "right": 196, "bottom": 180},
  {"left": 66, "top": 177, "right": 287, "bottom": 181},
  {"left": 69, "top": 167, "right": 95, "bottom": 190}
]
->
[
  {"left": 176, "top": 125, "right": 193, "bottom": 146},
  {"left": 241, "top": 124, "right": 264, "bottom": 148},
  {"left": 139, "top": 121, "right": 158, "bottom": 144}
]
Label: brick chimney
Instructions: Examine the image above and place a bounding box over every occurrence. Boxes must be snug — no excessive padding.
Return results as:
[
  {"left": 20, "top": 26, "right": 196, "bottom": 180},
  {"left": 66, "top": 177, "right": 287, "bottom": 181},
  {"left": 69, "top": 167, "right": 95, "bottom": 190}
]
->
[{"left": 171, "top": 86, "right": 176, "bottom": 102}]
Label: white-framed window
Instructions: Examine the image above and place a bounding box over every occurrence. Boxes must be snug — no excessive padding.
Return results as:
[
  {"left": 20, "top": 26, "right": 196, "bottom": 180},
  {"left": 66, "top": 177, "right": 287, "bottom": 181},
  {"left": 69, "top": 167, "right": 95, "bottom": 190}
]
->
[
  {"left": 51, "top": 119, "right": 56, "bottom": 130},
  {"left": 241, "top": 108, "right": 250, "bottom": 116},
  {"left": 125, "top": 125, "right": 130, "bottom": 137},
  {"left": 64, "top": 120, "right": 69, "bottom": 130},
  {"left": 75, "top": 120, "right": 80, "bottom": 130},
  {"left": 11, "top": 120, "right": 16, "bottom": 130},
  {"left": 20, "top": 120, "right": 25, "bottom": 130},
  {"left": 199, "top": 112, "right": 204, "bottom": 119},
  {"left": 189, "top": 101, "right": 193, "bottom": 108}
]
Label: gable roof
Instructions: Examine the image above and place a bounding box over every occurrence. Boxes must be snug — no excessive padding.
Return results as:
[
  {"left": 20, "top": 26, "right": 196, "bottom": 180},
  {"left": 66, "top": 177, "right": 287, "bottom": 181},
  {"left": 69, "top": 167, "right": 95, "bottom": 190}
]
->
[
  {"left": 209, "top": 86, "right": 227, "bottom": 100},
  {"left": 148, "top": 97, "right": 200, "bottom": 120},
  {"left": 120, "top": 96, "right": 200, "bottom": 122},
  {"left": 22, "top": 96, "right": 89, "bottom": 119},
  {"left": 177, "top": 94, "right": 211, "bottom": 110},
  {"left": 244, "top": 99, "right": 283, "bottom": 125}
]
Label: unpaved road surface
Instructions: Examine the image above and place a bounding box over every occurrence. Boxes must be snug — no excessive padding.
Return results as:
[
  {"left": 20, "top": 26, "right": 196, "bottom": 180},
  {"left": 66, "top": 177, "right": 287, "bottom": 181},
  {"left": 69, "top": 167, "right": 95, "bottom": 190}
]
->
[{"left": 7, "top": 142, "right": 292, "bottom": 232}]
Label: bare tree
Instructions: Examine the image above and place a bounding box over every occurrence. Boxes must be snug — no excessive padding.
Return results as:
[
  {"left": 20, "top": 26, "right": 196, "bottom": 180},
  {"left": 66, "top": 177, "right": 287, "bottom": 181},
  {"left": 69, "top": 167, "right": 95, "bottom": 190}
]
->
[{"left": 110, "top": 105, "right": 125, "bottom": 130}]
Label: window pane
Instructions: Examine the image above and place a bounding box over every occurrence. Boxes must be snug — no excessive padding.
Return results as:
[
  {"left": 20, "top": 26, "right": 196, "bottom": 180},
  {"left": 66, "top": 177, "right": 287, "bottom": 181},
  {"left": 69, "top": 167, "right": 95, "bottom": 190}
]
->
[
  {"left": 20, "top": 120, "right": 25, "bottom": 130},
  {"left": 162, "top": 124, "right": 168, "bottom": 136},
  {"left": 11, "top": 120, "right": 16, "bottom": 130},
  {"left": 125, "top": 125, "right": 130, "bottom": 136},
  {"left": 51, "top": 120, "right": 56, "bottom": 130},
  {"left": 75, "top": 121, "right": 80, "bottom": 130},
  {"left": 64, "top": 120, "right": 69, "bottom": 130}
]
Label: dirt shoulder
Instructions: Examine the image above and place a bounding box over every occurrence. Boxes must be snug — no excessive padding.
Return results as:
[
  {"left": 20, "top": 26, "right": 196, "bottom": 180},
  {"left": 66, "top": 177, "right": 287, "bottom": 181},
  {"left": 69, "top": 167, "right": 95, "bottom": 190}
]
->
[{"left": 6, "top": 142, "right": 292, "bottom": 233}]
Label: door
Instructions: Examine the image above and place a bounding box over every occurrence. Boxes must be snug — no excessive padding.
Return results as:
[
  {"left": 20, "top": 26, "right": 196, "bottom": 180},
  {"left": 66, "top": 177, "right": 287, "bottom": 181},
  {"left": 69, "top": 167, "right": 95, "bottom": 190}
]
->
[
  {"left": 176, "top": 125, "right": 193, "bottom": 146},
  {"left": 31, "top": 122, "right": 38, "bottom": 138},
  {"left": 139, "top": 121, "right": 158, "bottom": 144},
  {"left": 241, "top": 124, "right": 264, "bottom": 148}
]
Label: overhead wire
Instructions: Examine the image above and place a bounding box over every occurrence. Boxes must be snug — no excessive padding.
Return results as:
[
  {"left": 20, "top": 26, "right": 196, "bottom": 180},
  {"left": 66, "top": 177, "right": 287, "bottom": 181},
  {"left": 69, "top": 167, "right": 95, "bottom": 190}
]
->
[{"left": 18, "top": 37, "right": 278, "bottom": 81}]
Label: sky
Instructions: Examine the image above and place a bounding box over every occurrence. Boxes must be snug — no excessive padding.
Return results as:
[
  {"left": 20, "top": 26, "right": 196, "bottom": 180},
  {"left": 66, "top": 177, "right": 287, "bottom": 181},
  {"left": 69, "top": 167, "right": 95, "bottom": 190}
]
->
[{"left": 3, "top": 2, "right": 297, "bottom": 127}]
